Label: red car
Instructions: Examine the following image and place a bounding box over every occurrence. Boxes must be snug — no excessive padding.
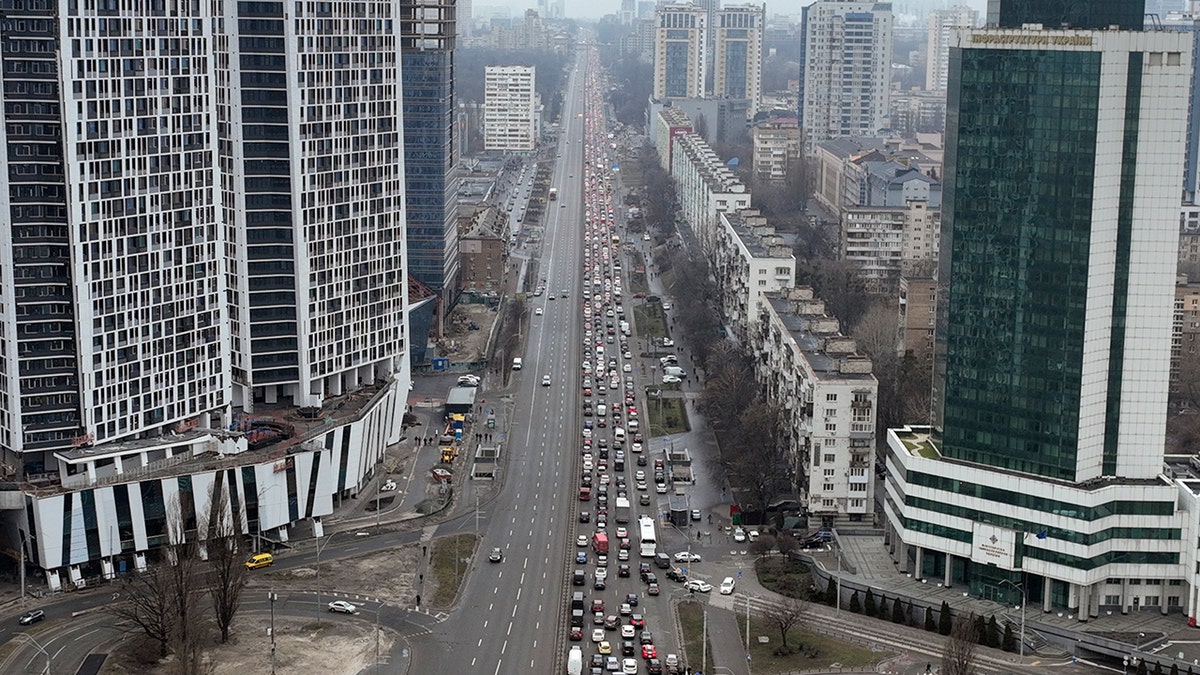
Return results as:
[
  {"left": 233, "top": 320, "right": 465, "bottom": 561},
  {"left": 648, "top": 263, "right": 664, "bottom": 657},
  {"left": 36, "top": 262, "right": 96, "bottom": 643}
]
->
[
  {"left": 570, "top": 626, "right": 583, "bottom": 641},
  {"left": 592, "top": 599, "right": 605, "bottom": 613},
  {"left": 642, "top": 644, "right": 657, "bottom": 660}
]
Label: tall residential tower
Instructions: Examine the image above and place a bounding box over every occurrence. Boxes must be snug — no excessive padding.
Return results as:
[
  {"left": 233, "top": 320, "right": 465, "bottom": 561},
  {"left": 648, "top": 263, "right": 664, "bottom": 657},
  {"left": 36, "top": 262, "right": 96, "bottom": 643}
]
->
[
  {"left": 925, "top": 5, "right": 978, "bottom": 91},
  {"left": 714, "top": 4, "right": 765, "bottom": 114},
  {"left": 800, "top": 1, "right": 893, "bottom": 154},
  {"left": 653, "top": 3, "right": 709, "bottom": 100}
]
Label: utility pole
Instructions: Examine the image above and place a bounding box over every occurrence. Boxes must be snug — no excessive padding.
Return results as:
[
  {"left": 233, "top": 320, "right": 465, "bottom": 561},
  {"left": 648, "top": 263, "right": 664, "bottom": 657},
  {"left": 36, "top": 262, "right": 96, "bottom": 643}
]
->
[
  {"left": 745, "top": 592, "right": 751, "bottom": 666},
  {"left": 269, "top": 591, "right": 278, "bottom": 675},
  {"left": 701, "top": 606, "right": 708, "bottom": 671}
]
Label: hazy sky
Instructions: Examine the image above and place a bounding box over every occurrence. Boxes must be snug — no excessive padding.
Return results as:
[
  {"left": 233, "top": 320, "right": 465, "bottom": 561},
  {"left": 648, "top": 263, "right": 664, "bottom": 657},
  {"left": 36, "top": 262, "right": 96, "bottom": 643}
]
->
[{"left": 478, "top": 0, "right": 992, "bottom": 23}]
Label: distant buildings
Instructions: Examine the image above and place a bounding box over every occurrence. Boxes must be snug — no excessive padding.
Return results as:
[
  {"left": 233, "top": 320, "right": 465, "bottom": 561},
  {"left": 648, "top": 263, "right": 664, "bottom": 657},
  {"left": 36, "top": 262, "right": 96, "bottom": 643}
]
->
[
  {"left": 653, "top": 3, "right": 709, "bottom": 100},
  {"left": 884, "top": 3, "right": 1192, "bottom": 617},
  {"left": 925, "top": 6, "right": 977, "bottom": 91},
  {"left": 484, "top": 66, "right": 539, "bottom": 153},
  {"left": 800, "top": 0, "right": 893, "bottom": 155},
  {"left": 750, "top": 118, "right": 801, "bottom": 184},
  {"left": 713, "top": 4, "right": 766, "bottom": 113}
]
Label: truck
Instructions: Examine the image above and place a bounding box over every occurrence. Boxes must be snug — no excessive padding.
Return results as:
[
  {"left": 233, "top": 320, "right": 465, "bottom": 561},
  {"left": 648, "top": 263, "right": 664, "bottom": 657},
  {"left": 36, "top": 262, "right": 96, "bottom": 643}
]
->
[
  {"left": 549, "top": 187, "right": 558, "bottom": 201},
  {"left": 567, "top": 646, "right": 583, "bottom": 675},
  {"left": 592, "top": 531, "right": 609, "bottom": 554},
  {"left": 614, "top": 496, "right": 631, "bottom": 524}
]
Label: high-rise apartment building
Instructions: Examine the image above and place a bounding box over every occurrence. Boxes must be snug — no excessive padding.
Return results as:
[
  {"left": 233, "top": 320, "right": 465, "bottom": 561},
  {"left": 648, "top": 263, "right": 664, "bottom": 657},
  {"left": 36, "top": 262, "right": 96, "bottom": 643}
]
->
[
  {"left": 800, "top": 1, "right": 893, "bottom": 155},
  {"left": 925, "top": 5, "right": 978, "bottom": 91},
  {"left": 402, "top": 0, "right": 462, "bottom": 308},
  {"left": 653, "top": 3, "right": 708, "bottom": 100},
  {"left": 0, "top": 0, "right": 231, "bottom": 469},
  {"left": 0, "top": 0, "right": 411, "bottom": 589},
  {"left": 713, "top": 4, "right": 765, "bottom": 113},
  {"left": 484, "top": 66, "right": 538, "bottom": 153},
  {"left": 220, "top": 0, "right": 410, "bottom": 410},
  {"left": 884, "top": 1, "right": 1192, "bottom": 616}
]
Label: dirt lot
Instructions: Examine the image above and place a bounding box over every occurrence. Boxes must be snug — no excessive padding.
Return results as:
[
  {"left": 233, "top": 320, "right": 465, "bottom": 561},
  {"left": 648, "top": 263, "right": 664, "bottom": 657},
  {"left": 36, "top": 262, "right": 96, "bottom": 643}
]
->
[
  {"left": 440, "top": 303, "right": 498, "bottom": 363},
  {"left": 207, "top": 615, "right": 393, "bottom": 675},
  {"left": 261, "top": 543, "right": 422, "bottom": 605}
]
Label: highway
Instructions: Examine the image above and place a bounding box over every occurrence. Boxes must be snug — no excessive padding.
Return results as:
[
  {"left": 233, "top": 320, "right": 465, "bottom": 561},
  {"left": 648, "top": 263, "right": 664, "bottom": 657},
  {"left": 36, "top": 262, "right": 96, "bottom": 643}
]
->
[{"left": 406, "top": 50, "right": 591, "bottom": 674}]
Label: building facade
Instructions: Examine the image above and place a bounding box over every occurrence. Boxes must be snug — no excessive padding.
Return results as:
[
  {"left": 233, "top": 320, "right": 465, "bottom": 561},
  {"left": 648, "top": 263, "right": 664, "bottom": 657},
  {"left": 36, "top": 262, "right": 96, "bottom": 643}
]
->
[
  {"left": 653, "top": 3, "right": 708, "bottom": 100},
  {"left": 885, "top": 12, "right": 1194, "bottom": 616},
  {"left": 484, "top": 65, "right": 538, "bottom": 152},
  {"left": 713, "top": 4, "right": 765, "bottom": 115},
  {"left": 800, "top": 1, "right": 893, "bottom": 155},
  {"left": 711, "top": 210, "right": 795, "bottom": 340},
  {"left": 839, "top": 200, "right": 939, "bottom": 292},
  {"left": 751, "top": 118, "right": 801, "bottom": 184},
  {"left": 668, "top": 132, "right": 751, "bottom": 258},
  {"left": 402, "top": 0, "right": 462, "bottom": 308},
  {"left": 753, "top": 290, "right": 878, "bottom": 524},
  {"left": 656, "top": 107, "right": 696, "bottom": 171},
  {"left": 925, "top": 5, "right": 978, "bottom": 92}
]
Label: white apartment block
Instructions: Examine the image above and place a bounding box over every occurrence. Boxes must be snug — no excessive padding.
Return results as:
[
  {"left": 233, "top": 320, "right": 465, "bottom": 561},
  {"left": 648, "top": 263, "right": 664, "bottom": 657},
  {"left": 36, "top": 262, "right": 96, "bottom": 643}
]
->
[
  {"left": 654, "top": 3, "right": 708, "bottom": 100},
  {"left": 839, "top": 200, "right": 939, "bottom": 292},
  {"left": 751, "top": 118, "right": 801, "bottom": 184},
  {"left": 656, "top": 107, "right": 695, "bottom": 171},
  {"left": 484, "top": 66, "right": 538, "bottom": 152},
  {"left": 712, "top": 210, "right": 796, "bottom": 341},
  {"left": 801, "top": 0, "right": 893, "bottom": 155},
  {"left": 668, "top": 132, "right": 751, "bottom": 258},
  {"left": 714, "top": 4, "right": 765, "bottom": 115},
  {"left": 925, "top": 5, "right": 978, "bottom": 91},
  {"left": 753, "top": 289, "right": 878, "bottom": 524}
]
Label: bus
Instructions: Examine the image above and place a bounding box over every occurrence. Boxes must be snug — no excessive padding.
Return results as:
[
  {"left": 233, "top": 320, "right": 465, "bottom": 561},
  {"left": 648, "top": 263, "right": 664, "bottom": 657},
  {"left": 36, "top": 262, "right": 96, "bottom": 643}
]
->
[{"left": 638, "top": 515, "right": 657, "bottom": 558}]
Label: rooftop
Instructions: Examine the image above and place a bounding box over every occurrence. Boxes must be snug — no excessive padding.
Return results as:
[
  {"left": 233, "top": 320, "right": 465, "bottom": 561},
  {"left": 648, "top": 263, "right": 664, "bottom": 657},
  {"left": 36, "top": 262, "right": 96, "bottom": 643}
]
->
[
  {"left": 723, "top": 210, "right": 793, "bottom": 260},
  {"left": 764, "top": 292, "right": 875, "bottom": 383}
]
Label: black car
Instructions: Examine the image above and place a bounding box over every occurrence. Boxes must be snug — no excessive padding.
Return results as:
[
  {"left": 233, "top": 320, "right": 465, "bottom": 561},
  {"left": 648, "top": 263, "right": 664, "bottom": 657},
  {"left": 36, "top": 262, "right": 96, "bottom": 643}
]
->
[
  {"left": 642, "top": 573, "right": 657, "bottom": 586},
  {"left": 639, "top": 630, "right": 654, "bottom": 645},
  {"left": 647, "top": 657, "right": 664, "bottom": 674},
  {"left": 574, "top": 570, "right": 586, "bottom": 586},
  {"left": 665, "top": 568, "right": 687, "bottom": 583},
  {"left": 594, "top": 577, "right": 607, "bottom": 590},
  {"left": 621, "top": 641, "right": 636, "bottom": 656},
  {"left": 618, "top": 563, "right": 631, "bottom": 577},
  {"left": 625, "top": 592, "right": 639, "bottom": 607},
  {"left": 579, "top": 511, "right": 591, "bottom": 523},
  {"left": 17, "top": 610, "right": 43, "bottom": 625}
]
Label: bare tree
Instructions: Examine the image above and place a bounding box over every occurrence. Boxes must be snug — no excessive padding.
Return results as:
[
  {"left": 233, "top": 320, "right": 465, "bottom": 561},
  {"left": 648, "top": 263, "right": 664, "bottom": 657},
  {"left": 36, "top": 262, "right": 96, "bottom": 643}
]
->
[
  {"left": 748, "top": 534, "right": 777, "bottom": 557},
  {"left": 113, "top": 565, "right": 178, "bottom": 658},
  {"left": 699, "top": 354, "right": 758, "bottom": 432},
  {"left": 204, "top": 478, "right": 247, "bottom": 643},
  {"left": 165, "top": 502, "right": 208, "bottom": 675},
  {"left": 851, "top": 302, "right": 900, "bottom": 364},
  {"left": 763, "top": 596, "right": 809, "bottom": 652},
  {"left": 942, "top": 614, "right": 981, "bottom": 675},
  {"left": 725, "top": 402, "right": 791, "bottom": 512}
]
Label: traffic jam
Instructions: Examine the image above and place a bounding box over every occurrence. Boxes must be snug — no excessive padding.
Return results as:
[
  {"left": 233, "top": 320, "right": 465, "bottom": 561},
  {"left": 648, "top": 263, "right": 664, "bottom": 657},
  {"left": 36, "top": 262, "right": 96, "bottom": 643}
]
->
[{"left": 563, "top": 50, "right": 686, "bottom": 675}]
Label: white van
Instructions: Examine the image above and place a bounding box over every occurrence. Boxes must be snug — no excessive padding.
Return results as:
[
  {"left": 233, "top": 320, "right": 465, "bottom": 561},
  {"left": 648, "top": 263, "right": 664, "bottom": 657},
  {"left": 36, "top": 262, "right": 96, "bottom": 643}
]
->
[
  {"left": 614, "top": 427, "right": 625, "bottom": 442},
  {"left": 664, "top": 366, "right": 685, "bottom": 377},
  {"left": 512, "top": 357, "right": 523, "bottom": 370},
  {"left": 567, "top": 645, "right": 583, "bottom": 675}
]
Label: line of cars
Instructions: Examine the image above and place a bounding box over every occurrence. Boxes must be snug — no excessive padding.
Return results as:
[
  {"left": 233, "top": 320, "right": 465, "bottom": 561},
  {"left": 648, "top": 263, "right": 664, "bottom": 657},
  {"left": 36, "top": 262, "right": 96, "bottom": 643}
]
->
[{"left": 565, "top": 52, "right": 679, "bottom": 675}]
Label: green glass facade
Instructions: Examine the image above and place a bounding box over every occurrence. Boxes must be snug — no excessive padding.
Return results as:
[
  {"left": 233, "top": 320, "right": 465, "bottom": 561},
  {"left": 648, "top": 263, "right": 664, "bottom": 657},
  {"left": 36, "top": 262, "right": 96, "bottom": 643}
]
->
[
  {"left": 936, "top": 47, "right": 1102, "bottom": 481},
  {"left": 988, "top": 0, "right": 1144, "bottom": 31}
]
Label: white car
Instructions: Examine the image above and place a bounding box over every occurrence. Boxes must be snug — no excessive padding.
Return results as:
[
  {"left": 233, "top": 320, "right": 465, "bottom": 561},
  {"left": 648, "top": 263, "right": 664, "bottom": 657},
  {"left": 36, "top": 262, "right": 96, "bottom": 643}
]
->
[
  {"left": 656, "top": 483, "right": 668, "bottom": 493},
  {"left": 595, "top": 566, "right": 608, "bottom": 580},
  {"left": 328, "top": 600, "right": 358, "bottom": 614},
  {"left": 621, "top": 624, "right": 636, "bottom": 638},
  {"left": 542, "top": 375, "right": 552, "bottom": 386},
  {"left": 622, "top": 363, "right": 632, "bottom": 372},
  {"left": 577, "top": 535, "right": 589, "bottom": 547},
  {"left": 535, "top": 307, "right": 543, "bottom": 315},
  {"left": 661, "top": 375, "right": 681, "bottom": 384},
  {"left": 673, "top": 552, "right": 702, "bottom": 563},
  {"left": 684, "top": 579, "right": 712, "bottom": 593},
  {"left": 622, "top": 657, "right": 639, "bottom": 674},
  {"left": 719, "top": 577, "right": 736, "bottom": 595},
  {"left": 733, "top": 528, "right": 747, "bottom": 542},
  {"left": 593, "top": 628, "right": 605, "bottom": 642}
]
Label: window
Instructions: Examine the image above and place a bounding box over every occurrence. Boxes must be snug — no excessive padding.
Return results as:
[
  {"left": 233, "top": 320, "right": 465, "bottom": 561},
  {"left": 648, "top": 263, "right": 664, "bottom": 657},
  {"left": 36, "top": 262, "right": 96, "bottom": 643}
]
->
[
  {"left": 826, "top": 393, "right": 838, "bottom": 401},
  {"left": 823, "top": 469, "right": 835, "bottom": 477},
  {"left": 825, "top": 422, "right": 836, "bottom": 432},
  {"left": 823, "top": 453, "right": 835, "bottom": 463}
]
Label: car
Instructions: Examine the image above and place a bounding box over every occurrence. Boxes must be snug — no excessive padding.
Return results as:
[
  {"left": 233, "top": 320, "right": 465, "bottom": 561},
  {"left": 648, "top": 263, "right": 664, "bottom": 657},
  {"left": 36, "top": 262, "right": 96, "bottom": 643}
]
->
[
  {"left": 606, "top": 655, "right": 621, "bottom": 672},
  {"left": 647, "top": 583, "right": 660, "bottom": 596},
  {"left": 618, "top": 548, "right": 630, "bottom": 561},
  {"left": 639, "top": 494, "right": 651, "bottom": 505},
  {"left": 594, "top": 577, "right": 607, "bottom": 590},
  {"left": 665, "top": 568, "right": 687, "bottom": 583},
  {"left": 542, "top": 375, "right": 552, "bottom": 386},
  {"left": 576, "top": 551, "right": 589, "bottom": 564},
  {"left": 691, "top": 509, "right": 702, "bottom": 521},
  {"left": 605, "top": 614, "right": 621, "bottom": 630},
  {"left": 580, "top": 511, "right": 591, "bottom": 523},
  {"left": 328, "top": 600, "right": 357, "bottom": 614},
  {"left": 661, "top": 375, "right": 681, "bottom": 384},
  {"left": 655, "top": 483, "right": 668, "bottom": 494},
  {"left": 535, "top": 307, "right": 543, "bottom": 315},
  {"left": 673, "top": 552, "right": 701, "bottom": 563},
  {"left": 646, "top": 657, "right": 663, "bottom": 674},
  {"left": 623, "top": 363, "right": 632, "bottom": 372},
  {"left": 620, "top": 602, "right": 633, "bottom": 616},
  {"left": 599, "top": 640, "right": 613, "bottom": 655},
  {"left": 629, "top": 613, "right": 644, "bottom": 627},
  {"left": 748, "top": 529, "right": 760, "bottom": 541},
  {"left": 622, "top": 657, "right": 640, "bottom": 674},
  {"left": 642, "top": 644, "right": 657, "bottom": 659},
  {"left": 593, "top": 628, "right": 606, "bottom": 642},
  {"left": 488, "top": 547, "right": 504, "bottom": 563},
  {"left": 593, "top": 653, "right": 606, "bottom": 669},
  {"left": 625, "top": 592, "right": 639, "bottom": 607},
  {"left": 684, "top": 579, "right": 712, "bottom": 593},
  {"left": 457, "top": 374, "right": 480, "bottom": 386},
  {"left": 733, "top": 528, "right": 747, "bottom": 542},
  {"left": 570, "top": 626, "right": 584, "bottom": 641},
  {"left": 621, "top": 624, "right": 636, "bottom": 639},
  {"left": 622, "top": 641, "right": 637, "bottom": 657},
  {"left": 719, "top": 577, "right": 736, "bottom": 594},
  {"left": 574, "top": 570, "right": 587, "bottom": 586}
]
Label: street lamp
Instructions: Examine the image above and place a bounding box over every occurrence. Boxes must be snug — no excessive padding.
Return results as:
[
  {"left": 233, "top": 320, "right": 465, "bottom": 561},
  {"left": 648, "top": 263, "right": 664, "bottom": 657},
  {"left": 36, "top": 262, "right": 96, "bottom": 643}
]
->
[
  {"left": 268, "top": 591, "right": 278, "bottom": 675},
  {"left": 999, "top": 578, "right": 1027, "bottom": 658},
  {"left": 13, "top": 632, "right": 49, "bottom": 675},
  {"left": 315, "top": 528, "right": 342, "bottom": 626}
]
